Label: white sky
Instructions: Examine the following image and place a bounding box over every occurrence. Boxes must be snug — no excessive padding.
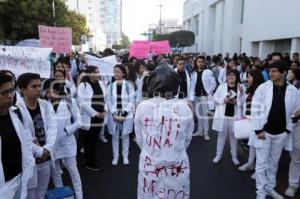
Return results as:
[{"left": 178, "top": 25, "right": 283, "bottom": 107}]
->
[{"left": 122, "top": 0, "right": 185, "bottom": 41}]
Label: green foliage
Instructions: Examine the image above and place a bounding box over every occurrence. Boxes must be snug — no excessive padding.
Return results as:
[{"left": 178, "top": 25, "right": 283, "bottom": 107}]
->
[
  {"left": 169, "top": 30, "right": 195, "bottom": 48},
  {"left": 152, "top": 33, "right": 170, "bottom": 41},
  {"left": 0, "top": 0, "right": 90, "bottom": 45}
]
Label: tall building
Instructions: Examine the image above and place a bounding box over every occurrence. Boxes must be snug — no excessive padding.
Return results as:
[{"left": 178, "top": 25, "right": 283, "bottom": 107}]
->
[
  {"left": 101, "top": 0, "right": 122, "bottom": 47},
  {"left": 64, "top": 0, "right": 107, "bottom": 51},
  {"left": 183, "top": 0, "right": 300, "bottom": 58}
]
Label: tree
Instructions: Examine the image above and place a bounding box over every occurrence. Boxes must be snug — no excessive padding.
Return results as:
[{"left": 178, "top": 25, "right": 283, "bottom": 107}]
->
[
  {"left": 65, "top": 10, "right": 90, "bottom": 45},
  {"left": 152, "top": 33, "right": 170, "bottom": 41},
  {"left": 121, "top": 33, "right": 130, "bottom": 49},
  {"left": 0, "top": 0, "right": 90, "bottom": 45},
  {"left": 0, "top": 0, "right": 68, "bottom": 42},
  {"left": 169, "top": 30, "right": 195, "bottom": 50}
]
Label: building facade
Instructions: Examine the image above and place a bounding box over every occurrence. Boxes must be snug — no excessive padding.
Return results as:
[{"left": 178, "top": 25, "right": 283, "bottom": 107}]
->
[
  {"left": 183, "top": 0, "right": 300, "bottom": 58},
  {"left": 101, "top": 0, "right": 122, "bottom": 47},
  {"left": 64, "top": 0, "right": 107, "bottom": 51}
]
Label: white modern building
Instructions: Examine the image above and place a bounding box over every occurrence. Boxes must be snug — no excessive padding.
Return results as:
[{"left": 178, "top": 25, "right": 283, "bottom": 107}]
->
[
  {"left": 64, "top": 0, "right": 107, "bottom": 51},
  {"left": 183, "top": 0, "right": 300, "bottom": 58},
  {"left": 101, "top": 0, "right": 122, "bottom": 47}
]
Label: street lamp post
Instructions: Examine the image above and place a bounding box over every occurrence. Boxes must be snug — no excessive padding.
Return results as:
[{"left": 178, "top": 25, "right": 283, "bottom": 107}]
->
[{"left": 52, "top": 0, "right": 56, "bottom": 26}]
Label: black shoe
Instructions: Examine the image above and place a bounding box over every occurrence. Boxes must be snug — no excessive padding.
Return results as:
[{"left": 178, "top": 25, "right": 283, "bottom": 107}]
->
[{"left": 86, "top": 165, "right": 101, "bottom": 171}]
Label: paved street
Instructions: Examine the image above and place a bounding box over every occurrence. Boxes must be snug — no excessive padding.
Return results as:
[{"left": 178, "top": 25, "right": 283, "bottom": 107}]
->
[{"left": 60, "top": 131, "right": 300, "bottom": 199}]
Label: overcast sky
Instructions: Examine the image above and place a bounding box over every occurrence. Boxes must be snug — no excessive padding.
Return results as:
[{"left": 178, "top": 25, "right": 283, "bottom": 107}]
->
[{"left": 122, "top": 0, "right": 185, "bottom": 41}]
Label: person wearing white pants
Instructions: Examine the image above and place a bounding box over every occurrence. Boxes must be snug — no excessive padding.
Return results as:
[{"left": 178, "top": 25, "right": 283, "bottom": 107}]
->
[
  {"left": 107, "top": 65, "right": 135, "bottom": 166},
  {"left": 44, "top": 79, "right": 83, "bottom": 199},
  {"left": 16, "top": 73, "right": 57, "bottom": 199},
  {"left": 212, "top": 69, "right": 245, "bottom": 165},
  {"left": 189, "top": 56, "right": 217, "bottom": 140},
  {"left": 285, "top": 108, "right": 300, "bottom": 197},
  {"left": 239, "top": 70, "right": 265, "bottom": 172},
  {"left": 251, "top": 61, "right": 300, "bottom": 199}
]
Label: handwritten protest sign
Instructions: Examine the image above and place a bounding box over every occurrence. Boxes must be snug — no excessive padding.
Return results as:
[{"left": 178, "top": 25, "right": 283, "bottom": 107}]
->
[
  {"left": 129, "top": 41, "right": 151, "bottom": 59},
  {"left": 0, "top": 46, "right": 52, "bottom": 78},
  {"left": 38, "top": 25, "right": 72, "bottom": 53},
  {"left": 151, "top": 40, "right": 171, "bottom": 55},
  {"left": 86, "top": 55, "right": 118, "bottom": 76},
  {"left": 129, "top": 40, "right": 171, "bottom": 58}
]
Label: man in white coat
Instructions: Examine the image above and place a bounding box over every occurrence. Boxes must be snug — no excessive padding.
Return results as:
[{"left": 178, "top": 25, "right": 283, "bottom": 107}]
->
[
  {"left": 251, "top": 61, "right": 300, "bottom": 199},
  {"left": 134, "top": 65, "right": 194, "bottom": 199},
  {"left": 174, "top": 57, "right": 191, "bottom": 100},
  {"left": 0, "top": 73, "right": 35, "bottom": 199},
  {"left": 16, "top": 73, "right": 57, "bottom": 199},
  {"left": 189, "top": 56, "right": 217, "bottom": 140}
]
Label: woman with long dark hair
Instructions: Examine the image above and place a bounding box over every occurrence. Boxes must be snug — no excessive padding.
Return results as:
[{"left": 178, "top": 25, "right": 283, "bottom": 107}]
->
[
  {"left": 77, "top": 66, "right": 108, "bottom": 171},
  {"left": 239, "top": 70, "right": 264, "bottom": 172},
  {"left": 106, "top": 64, "right": 135, "bottom": 165}
]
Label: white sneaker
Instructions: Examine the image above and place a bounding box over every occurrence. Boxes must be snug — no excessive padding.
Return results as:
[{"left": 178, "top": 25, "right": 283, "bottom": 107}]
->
[
  {"left": 100, "top": 135, "right": 108, "bottom": 143},
  {"left": 251, "top": 172, "right": 256, "bottom": 180},
  {"left": 238, "top": 163, "right": 255, "bottom": 171},
  {"left": 232, "top": 157, "right": 240, "bottom": 166},
  {"left": 204, "top": 134, "right": 210, "bottom": 141},
  {"left": 213, "top": 155, "right": 222, "bottom": 164},
  {"left": 266, "top": 189, "right": 284, "bottom": 199},
  {"left": 193, "top": 132, "right": 203, "bottom": 137},
  {"left": 80, "top": 148, "right": 84, "bottom": 154},
  {"left": 285, "top": 186, "right": 298, "bottom": 197},
  {"left": 123, "top": 158, "right": 129, "bottom": 165},
  {"left": 112, "top": 157, "right": 118, "bottom": 166}
]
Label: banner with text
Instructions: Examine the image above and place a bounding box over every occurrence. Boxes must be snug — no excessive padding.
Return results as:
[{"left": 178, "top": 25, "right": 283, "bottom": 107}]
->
[
  {"left": 86, "top": 55, "right": 118, "bottom": 76},
  {"left": 38, "top": 25, "right": 72, "bottom": 53},
  {"left": 0, "top": 46, "right": 52, "bottom": 78},
  {"left": 129, "top": 40, "right": 171, "bottom": 58}
]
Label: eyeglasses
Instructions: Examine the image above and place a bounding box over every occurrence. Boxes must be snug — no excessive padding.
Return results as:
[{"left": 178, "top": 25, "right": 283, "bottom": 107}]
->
[{"left": 0, "top": 88, "right": 16, "bottom": 96}]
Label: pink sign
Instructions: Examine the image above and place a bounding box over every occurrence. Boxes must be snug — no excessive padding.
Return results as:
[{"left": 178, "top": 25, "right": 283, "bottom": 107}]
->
[
  {"left": 129, "top": 41, "right": 151, "bottom": 59},
  {"left": 129, "top": 40, "right": 171, "bottom": 59},
  {"left": 38, "top": 25, "right": 72, "bottom": 53},
  {"left": 150, "top": 40, "right": 171, "bottom": 55}
]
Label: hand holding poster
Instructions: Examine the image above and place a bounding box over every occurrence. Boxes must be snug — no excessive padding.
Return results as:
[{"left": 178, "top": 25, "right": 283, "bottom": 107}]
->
[
  {"left": 38, "top": 25, "right": 72, "bottom": 53},
  {"left": 0, "top": 46, "right": 52, "bottom": 78},
  {"left": 86, "top": 55, "right": 118, "bottom": 76}
]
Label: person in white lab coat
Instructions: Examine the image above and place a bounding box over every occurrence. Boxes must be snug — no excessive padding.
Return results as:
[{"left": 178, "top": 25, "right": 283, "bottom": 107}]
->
[
  {"left": 16, "top": 73, "right": 57, "bottom": 199},
  {"left": 238, "top": 70, "right": 265, "bottom": 172},
  {"left": 0, "top": 73, "right": 35, "bottom": 199},
  {"left": 106, "top": 64, "right": 135, "bottom": 166},
  {"left": 134, "top": 64, "right": 194, "bottom": 199},
  {"left": 77, "top": 66, "right": 108, "bottom": 171},
  {"left": 212, "top": 69, "right": 245, "bottom": 165},
  {"left": 285, "top": 106, "right": 300, "bottom": 197},
  {"left": 189, "top": 56, "right": 217, "bottom": 140},
  {"left": 218, "top": 59, "right": 238, "bottom": 84},
  {"left": 251, "top": 61, "right": 300, "bottom": 199},
  {"left": 43, "top": 79, "right": 83, "bottom": 199},
  {"left": 174, "top": 57, "right": 191, "bottom": 100}
]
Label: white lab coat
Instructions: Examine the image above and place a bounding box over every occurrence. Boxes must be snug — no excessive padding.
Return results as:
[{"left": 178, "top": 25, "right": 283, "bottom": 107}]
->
[
  {"left": 134, "top": 97, "right": 194, "bottom": 199},
  {"left": 106, "top": 80, "right": 135, "bottom": 136},
  {"left": 136, "top": 74, "right": 146, "bottom": 104},
  {"left": 218, "top": 68, "right": 227, "bottom": 84},
  {"left": 15, "top": 98, "right": 57, "bottom": 188},
  {"left": 53, "top": 99, "right": 80, "bottom": 160},
  {"left": 174, "top": 68, "right": 191, "bottom": 99},
  {"left": 77, "top": 80, "right": 108, "bottom": 131},
  {"left": 251, "top": 80, "right": 300, "bottom": 151},
  {"left": 188, "top": 69, "right": 217, "bottom": 102},
  {"left": 212, "top": 83, "right": 245, "bottom": 132},
  {"left": 0, "top": 107, "right": 35, "bottom": 199}
]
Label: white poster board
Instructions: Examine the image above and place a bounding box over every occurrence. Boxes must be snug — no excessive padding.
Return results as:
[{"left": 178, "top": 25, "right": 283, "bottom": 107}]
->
[{"left": 86, "top": 55, "right": 118, "bottom": 76}]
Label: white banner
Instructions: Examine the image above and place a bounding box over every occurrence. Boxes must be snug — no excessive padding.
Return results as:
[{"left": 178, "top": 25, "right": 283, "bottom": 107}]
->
[
  {"left": 86, "top": 55, "right": 118, "bottom": 76},
  {"left": 0, "top": 46, "right": 52, "bottom": 78}
]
